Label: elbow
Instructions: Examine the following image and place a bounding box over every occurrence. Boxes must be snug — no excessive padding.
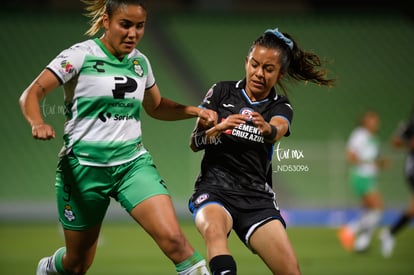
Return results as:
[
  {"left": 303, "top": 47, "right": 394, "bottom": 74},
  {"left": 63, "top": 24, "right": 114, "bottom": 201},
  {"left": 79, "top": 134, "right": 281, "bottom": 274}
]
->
[
  {"left": 190, "top": 144, "right": 199, "bottom": 152},
  {"left": 146, "top": 111, "right": 158, "bottom": 119},
  {"left": 18, "top": 92, "right": 27, "bottom": 111},
  {"left": 189, "top": 139, "right": 201, "bottom": 152},
  {"left": 143, "top": 105, "right": 159, "bottom": 120}
]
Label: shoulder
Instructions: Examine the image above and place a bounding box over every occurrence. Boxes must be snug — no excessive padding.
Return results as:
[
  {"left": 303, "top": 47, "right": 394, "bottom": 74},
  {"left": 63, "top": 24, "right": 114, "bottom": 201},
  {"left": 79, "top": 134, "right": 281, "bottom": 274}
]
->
[
  {"left": 46, "top": 40, "right": 96, "bottom": 83},
  {"left": 272, "top": 93, "right": 292, "bottom": 106},
  {"left": 268, "top": 93, "right": 293, "bottom": 118},
  {"left": 200, "top": 80, "right": 240, "bottom": 106},
  {"left": 212, "top": 80, "right": 244, "bottom": 94},
  {"left": 204, "top": 80, "right": 241, "bottom": 95},
  {"left": 128, "top": 48, "right": 149, "bottom": 61},
  {"left": 66, "top": 39, "right": 97, "bottom": 54},
  {"left": 349, "top": 127, "right": 362, "bottom": 137},
  {"left": 128, "top": 49, "right": 152, "bottom": 72},
  {"left": 51, "top": 39, "right": 100, "bottom": 63},
  {"left": 349, "top": 127, "right": 368, "bottom": 142},
  {"left": 271, "top": 90, "right": 290, "bottom": 103},
  {"left": 219, "top": 80, "right": 242, "bottom": 87}
]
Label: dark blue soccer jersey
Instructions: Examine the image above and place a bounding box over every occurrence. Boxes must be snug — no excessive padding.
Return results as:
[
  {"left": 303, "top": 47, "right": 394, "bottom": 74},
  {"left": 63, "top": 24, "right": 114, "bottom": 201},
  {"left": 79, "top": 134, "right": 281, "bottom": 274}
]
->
[{"left": 194, "top": 79, "right": 293, "bottom": 198}]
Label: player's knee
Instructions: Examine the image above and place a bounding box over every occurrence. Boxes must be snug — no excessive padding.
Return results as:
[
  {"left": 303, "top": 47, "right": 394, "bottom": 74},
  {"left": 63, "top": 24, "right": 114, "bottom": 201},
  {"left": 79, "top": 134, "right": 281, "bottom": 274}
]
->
[
  {"left": 200, "top": 222, "right": 228, "bottom": 241},
  {"left": 270, "top": 257, "right": 301, "bottom": 275},
  {"left": 161, "top": 231, "right": 188, "bottom": 253}
]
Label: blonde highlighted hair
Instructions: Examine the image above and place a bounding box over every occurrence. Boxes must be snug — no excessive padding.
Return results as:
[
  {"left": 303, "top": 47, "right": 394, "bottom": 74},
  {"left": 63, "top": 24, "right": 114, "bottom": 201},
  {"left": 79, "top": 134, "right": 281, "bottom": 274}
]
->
[
  {"left": 81, "top": 0, "right": 147, "bottom": 36},
  {"left": 82, "top": 0, "right": 107, "bottom": 36}
]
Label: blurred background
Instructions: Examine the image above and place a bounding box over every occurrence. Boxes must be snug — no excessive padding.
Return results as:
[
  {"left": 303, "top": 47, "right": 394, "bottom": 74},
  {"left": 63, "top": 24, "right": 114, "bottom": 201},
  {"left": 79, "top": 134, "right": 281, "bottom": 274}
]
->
[{"left": 0, "top": 0, "right": 413, "bottom": 226}]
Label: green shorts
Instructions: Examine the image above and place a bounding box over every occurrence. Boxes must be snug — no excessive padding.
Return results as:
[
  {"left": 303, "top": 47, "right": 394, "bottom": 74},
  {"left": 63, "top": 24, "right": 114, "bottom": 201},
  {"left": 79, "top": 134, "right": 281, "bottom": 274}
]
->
[
  {"left": 349, "top": 169, "right": 377, "bottom": 197},
  {"left": 55, "top": 152, "right": 169, "bottom": 230}
]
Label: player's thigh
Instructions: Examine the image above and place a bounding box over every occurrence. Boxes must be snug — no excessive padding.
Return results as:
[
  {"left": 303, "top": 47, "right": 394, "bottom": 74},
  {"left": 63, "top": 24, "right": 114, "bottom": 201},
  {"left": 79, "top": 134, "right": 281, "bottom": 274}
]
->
[
  {"left": 249, "top": 220, "right": 299, "bottom": 274},
  {"left": 194, "top": 203, "right": 233, "bottom": 239},
  {"left": 56, "top": 156, "right": 110, "bottom": 230},
  {"left": 116, "top": 153, "right": 170, "bottom": 213},
  {"left": 130, "top": 194, "right": 183, "bottom": 241}
]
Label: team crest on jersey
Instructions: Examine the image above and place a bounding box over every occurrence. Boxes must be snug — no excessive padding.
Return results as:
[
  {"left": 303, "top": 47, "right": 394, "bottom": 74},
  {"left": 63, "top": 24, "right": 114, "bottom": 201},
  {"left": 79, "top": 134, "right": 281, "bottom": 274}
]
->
[
  {"left": 63, "top": 204, "right": 76, "bottom": 222},
  {"left": 133, "top": 59, "right": 144, "bottom": 77},
  {"left": 240, "top": 107, "right": 254, "bottom": 120},
  {"left": 195, "top": 193, "right": 209, "bottom": 205},
  {"left": 60, "top": 60, "right": 74, "bottom": 74}
]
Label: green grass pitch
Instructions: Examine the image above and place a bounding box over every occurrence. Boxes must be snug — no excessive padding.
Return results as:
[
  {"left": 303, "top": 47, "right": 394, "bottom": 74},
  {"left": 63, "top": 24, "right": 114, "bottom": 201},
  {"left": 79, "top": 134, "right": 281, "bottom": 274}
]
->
[{"left": 0, "top": 221, "right": 413, "bottom": 274}]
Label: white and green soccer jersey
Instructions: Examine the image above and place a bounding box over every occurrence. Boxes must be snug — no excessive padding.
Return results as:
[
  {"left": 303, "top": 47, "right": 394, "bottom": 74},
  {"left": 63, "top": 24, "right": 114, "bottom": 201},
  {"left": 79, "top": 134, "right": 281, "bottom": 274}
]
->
[
  {"left": 47, "top": 38, "right": 154, "bottom": 166},
  {"left": 347, "top": 127, "right": 380, "bottom": 176}
]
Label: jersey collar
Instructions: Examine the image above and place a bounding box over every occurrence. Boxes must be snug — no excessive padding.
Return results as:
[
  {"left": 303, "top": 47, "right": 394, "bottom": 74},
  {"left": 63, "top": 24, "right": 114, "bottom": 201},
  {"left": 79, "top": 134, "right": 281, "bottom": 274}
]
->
[
  {"left": 237, "top": 78, "right": 277, "bottom": 105},
  {"left": 93, "top": 38, "right": 128, "bottom": 63}
]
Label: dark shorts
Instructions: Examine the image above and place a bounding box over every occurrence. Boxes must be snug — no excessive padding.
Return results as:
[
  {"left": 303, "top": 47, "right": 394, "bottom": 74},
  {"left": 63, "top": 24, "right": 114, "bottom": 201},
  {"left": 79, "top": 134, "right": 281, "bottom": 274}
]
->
[{"left": 188, "top": 189, "right": 286, "bottom": 250}]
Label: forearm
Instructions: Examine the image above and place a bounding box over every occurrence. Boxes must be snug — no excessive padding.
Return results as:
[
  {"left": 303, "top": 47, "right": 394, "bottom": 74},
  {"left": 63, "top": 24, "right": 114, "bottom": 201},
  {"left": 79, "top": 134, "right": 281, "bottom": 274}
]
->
[
  {"left": 20, "top": 70, "right": 60, "bottom": 127},
  {"left": 147, "top": 97, "right": 200, "bottom": 121},
  {"left": 262, "top": 123, "right": 278, "bottom": 143},
  {"left": 19, "top": 89, "right": 45, "bottom": 127},
  {"left": 190, "top": 124, "right": 225, "bottom": 152}
]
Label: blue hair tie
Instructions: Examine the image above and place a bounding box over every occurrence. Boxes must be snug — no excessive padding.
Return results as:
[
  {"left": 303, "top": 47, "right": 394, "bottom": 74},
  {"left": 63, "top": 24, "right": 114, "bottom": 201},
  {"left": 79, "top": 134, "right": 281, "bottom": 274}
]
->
[{"left": 264, "top": 28, "right": 294, "bottom": 50}]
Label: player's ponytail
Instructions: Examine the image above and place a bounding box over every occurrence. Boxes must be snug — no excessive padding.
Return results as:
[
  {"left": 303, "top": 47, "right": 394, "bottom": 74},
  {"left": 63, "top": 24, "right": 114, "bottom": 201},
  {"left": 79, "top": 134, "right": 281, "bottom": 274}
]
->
[
  {"left": 250, "top": 28, "right": 335, "bottom": 94},
  {"left": 287, "top": 35, "right": 335, "bottom": 88},
  {"left": 82, "top": 0, "right": 107, "bottom": 36}
]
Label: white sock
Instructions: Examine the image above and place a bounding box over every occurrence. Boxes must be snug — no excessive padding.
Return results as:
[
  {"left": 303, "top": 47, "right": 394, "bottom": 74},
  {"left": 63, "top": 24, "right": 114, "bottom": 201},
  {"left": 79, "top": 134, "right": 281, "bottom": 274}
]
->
[
  {"left": 350, "top": 210, "right": 382, "bottom": 234},
  {"left": 177, "top": 259, "right": 210, "bottom": 275}
]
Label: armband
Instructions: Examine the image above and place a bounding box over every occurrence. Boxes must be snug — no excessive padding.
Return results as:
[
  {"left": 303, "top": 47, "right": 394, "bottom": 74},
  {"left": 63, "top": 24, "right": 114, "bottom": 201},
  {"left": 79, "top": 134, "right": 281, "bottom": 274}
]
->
[{"left": 264, "top": 125, "right": 277, "bottom": 141}]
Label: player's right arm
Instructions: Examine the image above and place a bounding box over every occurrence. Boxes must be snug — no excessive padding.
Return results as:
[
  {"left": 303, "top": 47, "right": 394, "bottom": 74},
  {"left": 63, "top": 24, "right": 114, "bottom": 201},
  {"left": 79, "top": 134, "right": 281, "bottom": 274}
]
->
[{"left": 19, "top": 69, "right": 60, "bottom": 140}]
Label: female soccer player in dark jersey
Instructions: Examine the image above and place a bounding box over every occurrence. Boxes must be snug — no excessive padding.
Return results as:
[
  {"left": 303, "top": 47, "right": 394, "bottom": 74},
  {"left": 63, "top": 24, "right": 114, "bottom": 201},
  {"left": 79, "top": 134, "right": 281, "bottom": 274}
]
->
[
  {"left": 188, "top": 28, "right": 335, "bottom": 275},
  {"left": 380, "top": 109, "right": 414, "bottom": 257},
  {"left": 19, "top": 1, "right": 216, "bottom": 274}
]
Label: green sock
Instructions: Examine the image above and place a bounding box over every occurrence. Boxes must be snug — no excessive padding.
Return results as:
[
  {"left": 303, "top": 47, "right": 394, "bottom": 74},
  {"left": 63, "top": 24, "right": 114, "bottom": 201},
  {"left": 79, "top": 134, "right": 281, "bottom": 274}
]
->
[
  {"left": 175, "top": 251, "right": 204, "bottom": 273},
  {"left": 54, "top": 247, "right": 67, "bottom": 274}
]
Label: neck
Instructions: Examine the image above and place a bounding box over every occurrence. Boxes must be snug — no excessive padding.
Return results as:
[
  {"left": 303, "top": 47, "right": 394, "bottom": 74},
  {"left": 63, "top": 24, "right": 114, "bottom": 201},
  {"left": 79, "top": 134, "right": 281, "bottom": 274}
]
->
[
  {"left": 99, "top": 36, "right": 124, "bottom": 60},
  {"left": 246, "top": 90, "right": 268, "bottom": 102}
]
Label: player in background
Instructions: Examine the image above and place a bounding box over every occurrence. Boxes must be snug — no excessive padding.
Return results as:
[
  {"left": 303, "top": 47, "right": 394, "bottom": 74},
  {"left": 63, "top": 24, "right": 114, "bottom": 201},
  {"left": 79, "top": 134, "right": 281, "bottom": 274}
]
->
[
  {"left": 19, "top": 0, "right": 216, "bottom": 274},
  {"left": 380, "top": 108, "right": 414, "bottom": 257},
  {"left": 188, "top": 28, "right": 335, "bottom": 275},
  {"left": 338, "top": 110, "right": 388, "bottom": 253}
]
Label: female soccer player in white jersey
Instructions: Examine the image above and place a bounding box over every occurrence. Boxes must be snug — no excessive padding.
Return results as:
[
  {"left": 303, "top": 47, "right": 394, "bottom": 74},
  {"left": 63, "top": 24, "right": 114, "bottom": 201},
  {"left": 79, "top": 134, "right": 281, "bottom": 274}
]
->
[
  {"left": 338, "top": 111, "right": 387, "bottom": 253},
  {"left": 188, "top": 28, "right": 335, "bottom": 275},
  {"left": 19, "top": 1, "right": 216, "bottom": 274}
]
